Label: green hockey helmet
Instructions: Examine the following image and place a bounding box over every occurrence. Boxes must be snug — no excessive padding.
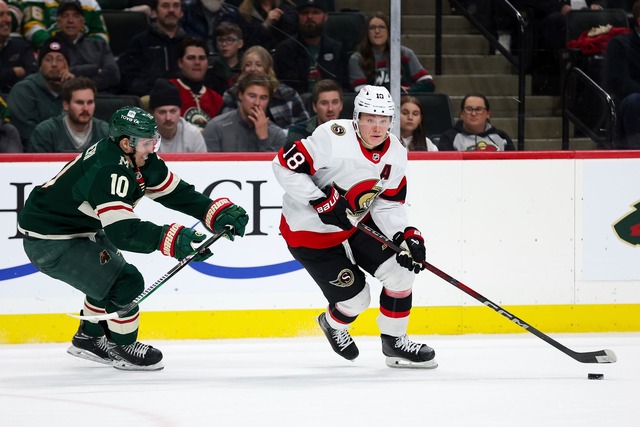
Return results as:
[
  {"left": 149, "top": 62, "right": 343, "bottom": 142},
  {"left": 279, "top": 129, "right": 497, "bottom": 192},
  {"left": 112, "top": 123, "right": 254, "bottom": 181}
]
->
[{"left": 109, "top": 106, "right": 160, "bottom": 150}]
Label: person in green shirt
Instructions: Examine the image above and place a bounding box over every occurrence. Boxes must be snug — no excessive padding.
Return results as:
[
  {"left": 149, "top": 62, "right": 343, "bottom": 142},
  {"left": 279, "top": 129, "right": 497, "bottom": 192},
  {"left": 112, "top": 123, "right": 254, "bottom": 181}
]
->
[{"left": 18, "top": 106, "right": 249, "bottom": 371}]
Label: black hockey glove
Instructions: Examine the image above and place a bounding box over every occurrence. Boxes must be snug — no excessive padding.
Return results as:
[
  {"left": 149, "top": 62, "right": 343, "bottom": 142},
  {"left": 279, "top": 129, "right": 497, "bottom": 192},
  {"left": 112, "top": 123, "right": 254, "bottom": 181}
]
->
[
  {"left": 159, "top": 224, "right": 213, "bottom": 262},
  {"left": 310, "top": 186, "right": 354, "bottom": 231},
  {"left": 392, "top": 227, "right": 426, "bottom": 274}
]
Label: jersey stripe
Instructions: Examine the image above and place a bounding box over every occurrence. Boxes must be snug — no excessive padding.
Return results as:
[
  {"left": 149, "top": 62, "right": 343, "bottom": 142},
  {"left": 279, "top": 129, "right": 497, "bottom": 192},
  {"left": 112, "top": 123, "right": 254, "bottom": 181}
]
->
[
  {"left": 146, "top": 172, "right": 179, "bottom": 199},
  {"left": 96, "top": 201, "right": 138, "bottom": 227}
]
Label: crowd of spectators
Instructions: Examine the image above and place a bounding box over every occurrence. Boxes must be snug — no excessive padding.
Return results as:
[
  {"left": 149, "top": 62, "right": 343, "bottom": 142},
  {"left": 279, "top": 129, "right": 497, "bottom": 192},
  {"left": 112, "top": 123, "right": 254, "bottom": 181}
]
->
[{"left": 0, "top": 0, "right": 637, "bottom": 152}]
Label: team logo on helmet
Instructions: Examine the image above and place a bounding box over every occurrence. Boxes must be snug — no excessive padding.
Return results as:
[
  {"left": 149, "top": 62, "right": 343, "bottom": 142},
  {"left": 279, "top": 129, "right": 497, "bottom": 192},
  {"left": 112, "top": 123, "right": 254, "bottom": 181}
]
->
[
  {"left": 335, "top": 179, "right": 383, "bottom": 216},
  {"left": 99, "top": 250, "right": 111, "bottom": 265},
  {"left": 613, "top": 201, "right": 640, "bottom": 246},
  {"left": 331, "top": 124, "right": 346, "bottom": 136},
  {"left": 329, "top": 268, "right": 355, "bottom": 287}
]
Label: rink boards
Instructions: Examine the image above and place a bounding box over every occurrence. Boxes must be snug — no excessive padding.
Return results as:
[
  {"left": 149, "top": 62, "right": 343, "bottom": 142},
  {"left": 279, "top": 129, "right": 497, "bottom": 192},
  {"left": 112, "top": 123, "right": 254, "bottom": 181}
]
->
[{"left": 1, "top": 151, "right": 639, "bottom": 343}]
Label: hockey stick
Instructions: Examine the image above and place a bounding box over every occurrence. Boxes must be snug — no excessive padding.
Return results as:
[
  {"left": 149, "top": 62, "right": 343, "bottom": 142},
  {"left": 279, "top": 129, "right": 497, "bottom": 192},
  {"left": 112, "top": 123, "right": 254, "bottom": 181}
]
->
[
  {"left": 67, "top": 226, "right": 233, "bottom": 322},
  {"left": 356, "top": 222, "right": 617, "bottom": 364}
]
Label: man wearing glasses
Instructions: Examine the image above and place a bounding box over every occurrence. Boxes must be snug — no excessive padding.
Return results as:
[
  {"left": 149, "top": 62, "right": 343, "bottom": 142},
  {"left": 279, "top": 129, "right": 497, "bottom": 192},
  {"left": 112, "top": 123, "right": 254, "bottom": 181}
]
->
[{"left": 438, "top": 93, "right": 514, "bottom": 151}]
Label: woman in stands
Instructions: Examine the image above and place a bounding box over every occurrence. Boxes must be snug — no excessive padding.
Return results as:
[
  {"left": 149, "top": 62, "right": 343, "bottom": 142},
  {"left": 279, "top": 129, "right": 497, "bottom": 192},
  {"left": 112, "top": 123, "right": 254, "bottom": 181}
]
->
[
  {"left": 399, "top": 96, "right": 438, "bottom": 151},
  {"left": 221, "top": 45, "right": 309, "bottom": 130},
  {"left": 348, "top": 12, "right": 435, "bottom": 93}
]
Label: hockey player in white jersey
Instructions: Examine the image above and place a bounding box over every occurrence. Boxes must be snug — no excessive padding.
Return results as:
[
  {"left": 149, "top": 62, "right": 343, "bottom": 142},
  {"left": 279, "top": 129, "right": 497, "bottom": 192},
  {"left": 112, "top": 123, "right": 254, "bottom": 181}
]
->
[{"left": 272, "top": 85, "right": 437, "bottom": 368}]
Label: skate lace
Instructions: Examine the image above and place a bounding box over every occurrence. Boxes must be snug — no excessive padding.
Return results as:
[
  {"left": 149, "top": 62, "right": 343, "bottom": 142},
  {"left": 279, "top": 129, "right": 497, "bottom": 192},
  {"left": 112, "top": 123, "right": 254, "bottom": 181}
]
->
[
  {"left": 123, "top": 341, "right": 150, "bottom": 358},
  {"left": 96, "top": 336, "right": 111, "bottom": 352},
  {"left": 395, "top": 335, "right": 422, "bottom": 355},
  {"left": 331, "top": 329, "right": 354, "bottom": 351}
]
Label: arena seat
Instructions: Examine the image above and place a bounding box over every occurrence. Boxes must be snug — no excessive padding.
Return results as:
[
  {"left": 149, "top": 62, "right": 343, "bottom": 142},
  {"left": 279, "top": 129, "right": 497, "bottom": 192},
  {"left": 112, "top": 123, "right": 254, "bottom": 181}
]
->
[
  {"left": 94, "top": 94, "right": 142, "bottom": 122},
  {"left": 102, "top": 10, "right": 149, "bottom": 57}
]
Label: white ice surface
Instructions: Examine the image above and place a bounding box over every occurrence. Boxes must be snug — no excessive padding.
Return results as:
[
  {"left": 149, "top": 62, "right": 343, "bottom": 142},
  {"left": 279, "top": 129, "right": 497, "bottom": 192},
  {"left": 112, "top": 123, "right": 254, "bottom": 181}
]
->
[{"left": 1, "top": 333, "right": 638, "bottom": 427}]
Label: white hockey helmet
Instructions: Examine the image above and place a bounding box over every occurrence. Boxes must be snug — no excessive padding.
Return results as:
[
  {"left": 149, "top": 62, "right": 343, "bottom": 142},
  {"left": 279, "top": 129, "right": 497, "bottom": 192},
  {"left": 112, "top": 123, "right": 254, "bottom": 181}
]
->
[{"left": 352, "top": 85, "right": 395, "bottom": 140}]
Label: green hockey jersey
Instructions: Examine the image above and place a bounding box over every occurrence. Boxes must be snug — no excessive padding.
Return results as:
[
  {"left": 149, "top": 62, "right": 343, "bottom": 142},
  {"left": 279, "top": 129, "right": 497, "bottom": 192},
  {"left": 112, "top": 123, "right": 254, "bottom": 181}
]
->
[{"left": 19, "top": 137, "right": 213, "bottom": 254}]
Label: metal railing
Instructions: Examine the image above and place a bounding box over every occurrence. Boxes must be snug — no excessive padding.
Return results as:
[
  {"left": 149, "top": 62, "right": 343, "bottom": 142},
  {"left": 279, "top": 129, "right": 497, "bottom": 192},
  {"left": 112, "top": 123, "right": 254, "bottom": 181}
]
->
[
  {"left": 561, "top": 67, "right": 617, "bottom": 150},
  {"left": 435, "top": 0, "right": 527, "bottom": 150}
]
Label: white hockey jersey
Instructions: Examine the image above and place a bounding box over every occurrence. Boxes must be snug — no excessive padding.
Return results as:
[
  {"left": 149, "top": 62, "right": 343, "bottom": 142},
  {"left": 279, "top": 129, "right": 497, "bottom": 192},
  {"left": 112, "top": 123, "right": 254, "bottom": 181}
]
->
[{"left": 272, "top": 119, "right": 411, "bottom": 249}]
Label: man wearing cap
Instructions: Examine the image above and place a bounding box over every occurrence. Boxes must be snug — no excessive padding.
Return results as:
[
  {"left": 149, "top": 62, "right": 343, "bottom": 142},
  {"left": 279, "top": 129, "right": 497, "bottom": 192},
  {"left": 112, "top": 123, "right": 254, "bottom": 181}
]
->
[
  {"left": 272, "top": 0, "right": 348, "bottom": 96},
  {"left": 29, "top": 76, "right": 109, "bottom": 152},
  {"left": 149, "top": 78, "right": 207, "bottom": 153},
  {"left": 7, "top": 37, "right": 70, "bottom": 149},
  {"left": 21, "top": 0, "right": 108, "bottom": 49},
  {"left": 54, "top": 0, "right": 120, "bottom": 92}
]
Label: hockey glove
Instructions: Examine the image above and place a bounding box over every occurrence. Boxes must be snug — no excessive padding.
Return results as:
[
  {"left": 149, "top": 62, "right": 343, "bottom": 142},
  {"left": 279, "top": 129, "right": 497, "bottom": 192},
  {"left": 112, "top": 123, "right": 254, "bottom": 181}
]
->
[
  {"left": 204, "top": 198, "right": 249, "bottom": 241},
  {"left": 159, "top": 224, "right": 213, "bottom": 262},
  {"left": 392, "top": 227, "right": 426, "bottom": 274},
  {"left": 310, "top": 186, "right": 354, "bottom": 231}
]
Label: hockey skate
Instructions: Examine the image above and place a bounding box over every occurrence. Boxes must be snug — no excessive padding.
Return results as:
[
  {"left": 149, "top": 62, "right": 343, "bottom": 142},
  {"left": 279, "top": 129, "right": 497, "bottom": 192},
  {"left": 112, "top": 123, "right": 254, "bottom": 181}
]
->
[
  {"left": 108, "top": 341, "right": 164, "bottom": 371},
  {"left": 317, "top": 313, "right": 359, "bottom": 361},
  {"left": 381, "top": 334, "right": 438, "bottom": 369},
  {"left": 67, "top": 329, "right": 113, "bottom": 365}
]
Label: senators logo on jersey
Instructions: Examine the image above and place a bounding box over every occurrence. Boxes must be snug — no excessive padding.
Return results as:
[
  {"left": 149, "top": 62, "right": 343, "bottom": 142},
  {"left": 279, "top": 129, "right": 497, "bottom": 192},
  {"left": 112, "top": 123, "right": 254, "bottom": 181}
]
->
[{"left": 335, "top": 179, "right": 383, "bottom": 217}]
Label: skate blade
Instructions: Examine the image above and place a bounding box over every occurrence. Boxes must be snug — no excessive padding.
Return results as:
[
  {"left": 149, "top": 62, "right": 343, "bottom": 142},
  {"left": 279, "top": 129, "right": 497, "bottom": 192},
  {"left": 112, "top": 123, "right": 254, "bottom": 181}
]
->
[
  {"left": 67, "top": 345, "right": 113, "bottom": 365},
  {"left": 112, "top": 360, "right": 165, "bottom": 371},
  {"left": 385, "top": 356, "right": 438, "bottom": 369}
]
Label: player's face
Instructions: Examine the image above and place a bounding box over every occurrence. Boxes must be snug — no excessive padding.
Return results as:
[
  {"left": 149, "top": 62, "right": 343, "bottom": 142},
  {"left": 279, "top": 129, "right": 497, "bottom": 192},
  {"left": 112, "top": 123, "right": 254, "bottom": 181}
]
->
[
  {"left": 40, "top": 52, "right": 68, "bottom": 81},
  {"left": 155, "top": 0, "right": 182, "bottom": 30},
  {"left": 242, "top": 53, "right": 266, "bottom": 75},
  {"left": 357, "top": 113, "right": 391, "bottom": 148},
  {"left": 133, "top": 136, "right": 159, "bottom": 166},
  {"left": 0, "top": 3, "right": 12, "bottom": 39},
  {"left": 368, "top": 17, "right": 388, "bottom": 49},
  {"left": 153, "top": 105, "right": 181, "bottom": 138},
  {"left": 64, "top": 88, "right": 95, "bottom": 126},
  {"left": 57, "top": 10, "right": 85, "bottom": 37},
  {"left": 179, "top": 46, "right": 208, "bottom": 81},
  {"left": 313, "top": 91, "right": 342, "bottom": 124},
  {"left": 400, "top": 102, "right": 421, "bottom": 136},
  {"left": 238, "top": 84, "right": 269, "bottom": 121}
]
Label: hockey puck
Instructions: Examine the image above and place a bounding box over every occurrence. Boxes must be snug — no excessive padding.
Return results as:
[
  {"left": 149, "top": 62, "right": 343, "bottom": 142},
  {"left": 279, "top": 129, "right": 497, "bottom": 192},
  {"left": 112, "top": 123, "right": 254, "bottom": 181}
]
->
[{"left": 588, "top": 373, "right": 604, "bottom": 380}]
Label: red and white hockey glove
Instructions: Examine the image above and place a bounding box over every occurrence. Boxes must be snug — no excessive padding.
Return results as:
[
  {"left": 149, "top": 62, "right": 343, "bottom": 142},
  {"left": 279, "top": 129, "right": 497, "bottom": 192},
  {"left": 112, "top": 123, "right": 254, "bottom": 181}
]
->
[
  {"left": 159, "top": 224, "right": 212, "bottom": 262},
  {"left": 310, "top": 186, "right": 354, "bottom": 231},
  {"left": 392, "top": 227, "right": 426, "bottom": 274},
  {"left": 204, "top": 198, "right": 249, "bottom": 241}
]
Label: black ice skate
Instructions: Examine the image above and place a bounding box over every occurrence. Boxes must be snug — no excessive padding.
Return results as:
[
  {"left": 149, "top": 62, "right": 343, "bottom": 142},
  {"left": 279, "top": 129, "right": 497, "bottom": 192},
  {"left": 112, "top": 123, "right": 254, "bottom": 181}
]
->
[
  {"left": 67, "top": 328, "right": 113, "bottom": 365},
  {"left": 108, "top": 341, "right": 164, "bottom": 371},
  {"left": 317, "top": 313, "right": 359, "bottom": 361},
  {"left": 381, "top": 334, "right": 438, "bottom": 369}
]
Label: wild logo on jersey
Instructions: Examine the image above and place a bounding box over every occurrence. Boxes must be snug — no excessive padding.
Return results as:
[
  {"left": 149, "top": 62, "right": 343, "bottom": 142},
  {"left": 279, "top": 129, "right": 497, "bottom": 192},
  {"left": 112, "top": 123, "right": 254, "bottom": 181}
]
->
[
  {"left": 335, "top": 179, "right": 382, "bottom": 217},
  {"left": 613, "top": 201, "right": 640, "bottom": 246}
]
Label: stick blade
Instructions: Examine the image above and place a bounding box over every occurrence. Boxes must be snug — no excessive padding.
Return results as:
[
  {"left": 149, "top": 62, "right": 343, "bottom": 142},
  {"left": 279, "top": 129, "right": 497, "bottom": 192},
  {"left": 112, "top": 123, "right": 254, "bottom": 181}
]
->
[
  {"left": 574, "top": 348, "right": 617, "bottom": 364},
  {"left": 66, "top": 312, "right": 121, "bottom": 321}
]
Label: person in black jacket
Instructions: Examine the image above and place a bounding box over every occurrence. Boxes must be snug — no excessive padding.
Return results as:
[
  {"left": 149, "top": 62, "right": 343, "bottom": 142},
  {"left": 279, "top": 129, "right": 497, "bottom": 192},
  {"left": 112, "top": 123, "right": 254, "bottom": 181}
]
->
[
  {"left": 118, "top": 0, "right": 187, "bottom": 96},
  {"left": 272, "top": 0, "right": 347, "bottom": 95},
  {"left": 438, "top": 93, "right": 514, "bottom": 151},
  {"left": 0, "top": 0, "right": 38, "bottom": 95}
]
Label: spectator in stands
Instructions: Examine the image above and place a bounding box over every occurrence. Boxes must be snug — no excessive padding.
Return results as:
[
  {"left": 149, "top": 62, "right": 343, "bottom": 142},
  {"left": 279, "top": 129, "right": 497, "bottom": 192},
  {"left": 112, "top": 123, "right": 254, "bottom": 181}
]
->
[
  {"left": 29, "top": 77, "right": 108, "bottom": 152},
  {"left": 54, "top": 0, "right": 120, "bottom": 92},
  {"left": 5, "top": 0, "right": 21, "bottom": 33},
  {"left": 348, "top": 12, "right": 435, "bottom": 94},
  {"left": 272, "top": 0, "right": 348, "bottom": 96},
  {"left": 206, "top": 22, "right": 244, "bottom": 95},
  {"left": 0, "top": 0, "right": 38, "bottom": 94},
  {"left": 169, "top": 36, "right": 224, "bottom": 129},
  {"left": 118, "top": 0, "right": 186, "bottom": 96},
  {"left": 21, "top": 0, "right": 108, "bottom": 49},
  {"left": 149, "top": 78, "right": 207, "bottom": 152},
  {"left": 0, "top": 94, "right": 21, "bottom": 152},
  {"left": 237, "top": 0, "right": 298, "bottom": 51},
  {"left": 222, "top": 45, "right": 309, "bottom": 129},
  {"left": 287, "top": 78, "right": 342, "bottom": 143},
  {"left": 181, "top": 0, "right": 238, "bottom": 55},
  {"left": 399, "top": 95, "right": 439, "bottom": 151},
  {"left": 605, "top": 0, "right": 640, "bottom": 149},
  {"left": 439, "top": 93, "right": 514, "bottom": 151},
  {"left": 204, "top": 71, "right": 286, "bottom": 151},
  {"left": 7, "top": 38, "right": 69, "bottom": 149}
]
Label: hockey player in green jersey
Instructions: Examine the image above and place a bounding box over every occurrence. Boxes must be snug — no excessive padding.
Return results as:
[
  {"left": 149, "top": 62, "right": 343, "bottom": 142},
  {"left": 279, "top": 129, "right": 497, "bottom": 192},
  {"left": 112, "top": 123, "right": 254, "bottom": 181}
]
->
[{"left": 18, "top": 106, "right": 249, "bottom": 371}]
